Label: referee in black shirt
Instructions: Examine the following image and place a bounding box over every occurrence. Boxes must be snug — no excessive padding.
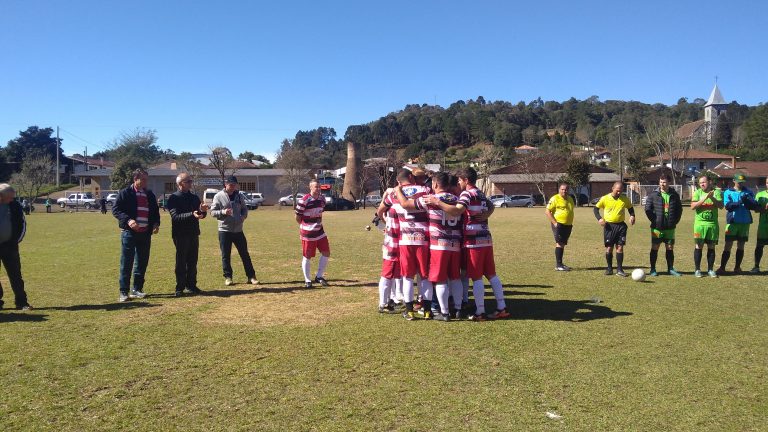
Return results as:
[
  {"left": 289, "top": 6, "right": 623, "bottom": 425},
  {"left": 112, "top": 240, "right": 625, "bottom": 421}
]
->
[{"left": 166, "top": 173, "right": 208, "bottom": 297}]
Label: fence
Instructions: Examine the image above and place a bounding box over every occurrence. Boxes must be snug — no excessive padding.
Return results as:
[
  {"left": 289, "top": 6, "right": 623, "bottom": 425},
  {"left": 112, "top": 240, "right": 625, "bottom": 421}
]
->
[{"left": 626, "top": 184, "right": 684, "bottom": 205}]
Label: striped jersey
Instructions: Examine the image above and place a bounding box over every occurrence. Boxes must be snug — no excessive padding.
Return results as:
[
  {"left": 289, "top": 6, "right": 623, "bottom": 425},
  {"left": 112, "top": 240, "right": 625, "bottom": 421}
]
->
[
  {"left": 295, "top": 193, "right": 326, "bottom": 241},
  {"left": 134, "top": 185, "right": 149, "bottom": 232},
  {"left": 383, "top": 184, "right": 430, "bottom": 246},
  {"left": 458, "top": 187, "right": 492, "bottom": 248},
  {"left": 415, "top": 192, "right": 462, "bottom": 251},
  {"left": 381, "top": 189, "right": 400, "bottom": 261}
]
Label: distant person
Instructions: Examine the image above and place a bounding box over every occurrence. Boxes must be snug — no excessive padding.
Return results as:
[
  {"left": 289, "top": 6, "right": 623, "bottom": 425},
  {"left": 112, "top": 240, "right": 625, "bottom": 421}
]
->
[
  {"left": 0, "top": 184, "right": 32, "bottom": 310},
  {"left": 750, "top": 176, "right": 768, "bottom": 273},
  {"left": 295, "top": 179, "right": 330, "bottom": 289},
  {"left": 166, "top": 173, "right": 208, "bottom": 297},
  {"left": 100, "top": 197, "right": 108, "bottom": 214},
  {"left": 45, "top": 197, "right": 51, "bottom": 213},
  {"left": 21, "top": 198, "right": 30, "bottom": 215},
  {"left": 545, "top": 183, "right": 575, "bottom": 271},
  {"left": 717, "top": 173, "right": 757, "bottom": 274},
  {"left": 644, "top": 174, "right": 683, "bottom": 276},
  {"left": 112, "top": 168, "right": 161, "bottom": 302},
  {"left": 594, "top": 182, "right": 635, "bottom": 277},
  {"left": 210, "top": 176, "right": 259, "bottom": 286}
]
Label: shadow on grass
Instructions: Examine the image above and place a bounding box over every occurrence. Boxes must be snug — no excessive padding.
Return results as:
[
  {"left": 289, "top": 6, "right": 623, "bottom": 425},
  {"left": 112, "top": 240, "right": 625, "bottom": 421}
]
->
[
  {"left": 35, "top": 302, "right": 161, "bottom": 312},
  {"left": 503, "top": 290, "right": 546, "bottom": 296},
  {"left": 584, "top": 266, "right": 646, "bottom": 271},
  {"left": 0, "top": 312, "right": 49, "bottom": 322},
  {"left": 479, "top": 298, "right": 632, "bottom": 322},
  {"left": 201, "top": 286, "right": 315, "bottom": 297}
]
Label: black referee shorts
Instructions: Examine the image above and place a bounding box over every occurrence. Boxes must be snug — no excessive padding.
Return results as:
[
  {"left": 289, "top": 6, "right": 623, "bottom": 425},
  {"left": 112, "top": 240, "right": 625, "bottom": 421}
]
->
[
  {"left": 604, "top": 222, "right": 628, "bottom": 247},
  {"left": 551, "top": 223, "right": 573, "bottom": 245}
]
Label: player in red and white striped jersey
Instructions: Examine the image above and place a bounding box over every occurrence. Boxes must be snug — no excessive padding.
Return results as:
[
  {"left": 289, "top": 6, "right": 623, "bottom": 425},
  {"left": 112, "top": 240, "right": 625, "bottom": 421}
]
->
[
  {"left": 295, "top": 179, "right": 330, "bottom": 289},
  {"left": 427, "top": 167, "right": 510, "bottom": 321},
  {"left": 375, "top": 187, "right": 402, "bottom": 312},
  {"left": 384, "top": 169, "right": 432, "bottom": 320}
]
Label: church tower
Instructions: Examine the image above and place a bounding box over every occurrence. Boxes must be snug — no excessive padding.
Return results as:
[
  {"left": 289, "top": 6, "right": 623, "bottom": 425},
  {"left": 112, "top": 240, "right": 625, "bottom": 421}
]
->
[{"left": 704, "top": 84, "right": 727, "bottom": 144}]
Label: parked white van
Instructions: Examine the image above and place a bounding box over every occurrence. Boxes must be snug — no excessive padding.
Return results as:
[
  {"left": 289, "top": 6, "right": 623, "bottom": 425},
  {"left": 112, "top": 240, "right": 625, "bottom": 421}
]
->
[{"left": 203, "top": 188, "right": 219, "bottom": 205}]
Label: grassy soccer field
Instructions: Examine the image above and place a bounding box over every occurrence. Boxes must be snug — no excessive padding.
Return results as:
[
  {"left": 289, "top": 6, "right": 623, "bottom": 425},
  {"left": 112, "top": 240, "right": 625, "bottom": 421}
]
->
[{"left": 1, "top": 207, "right": 765, "bottom": 431}]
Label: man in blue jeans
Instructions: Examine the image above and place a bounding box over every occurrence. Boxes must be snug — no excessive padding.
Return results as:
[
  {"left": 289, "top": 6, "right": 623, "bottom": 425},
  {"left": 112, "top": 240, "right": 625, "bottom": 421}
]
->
[
  {"left": 112, "top": 169, "right": 161, "bottom": 302},
  {"left": 210, "top": 176, "right": 259, "bottom": 286}
]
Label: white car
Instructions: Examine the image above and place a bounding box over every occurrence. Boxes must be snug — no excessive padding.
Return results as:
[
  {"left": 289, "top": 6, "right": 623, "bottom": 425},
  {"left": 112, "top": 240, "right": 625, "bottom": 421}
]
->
[
  {"left": 356, "top": 195, "right": 381, "bottom": 206},
  {"left": 105, "top": 193, "right": 118, "bottom": 207},
  {"left": 279, "top": 195, "right": 296, "bottom": 206},
  {"left": 246, "top": 193, "right": 264, "bottom": 206}
]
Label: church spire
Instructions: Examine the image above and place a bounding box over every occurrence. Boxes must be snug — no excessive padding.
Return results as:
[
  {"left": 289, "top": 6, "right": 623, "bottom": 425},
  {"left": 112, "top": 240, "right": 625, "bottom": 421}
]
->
[{"left": 705, "top": 84, "right": 726, "bottom": 107}]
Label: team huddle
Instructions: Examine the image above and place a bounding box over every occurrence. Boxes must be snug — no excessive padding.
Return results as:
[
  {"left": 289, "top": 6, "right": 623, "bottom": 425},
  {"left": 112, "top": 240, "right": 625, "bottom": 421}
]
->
[{"left": 374, "top": 167, "right": 509, "bottom": 322}]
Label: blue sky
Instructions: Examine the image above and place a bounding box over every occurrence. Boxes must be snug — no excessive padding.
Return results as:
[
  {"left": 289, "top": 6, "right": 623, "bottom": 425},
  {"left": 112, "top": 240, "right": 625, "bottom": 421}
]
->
[{"left": 1, "top": 0, "right": 765, "bottom": 160}]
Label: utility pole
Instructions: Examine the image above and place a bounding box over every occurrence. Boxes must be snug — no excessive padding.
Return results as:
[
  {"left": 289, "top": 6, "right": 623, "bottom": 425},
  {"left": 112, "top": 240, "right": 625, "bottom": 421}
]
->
[
  {"left": 615, "top": 124, "right": 624, "bottom": 184},
  {"left": 56, "top": 126, "right": 60, "bottom": 187}
]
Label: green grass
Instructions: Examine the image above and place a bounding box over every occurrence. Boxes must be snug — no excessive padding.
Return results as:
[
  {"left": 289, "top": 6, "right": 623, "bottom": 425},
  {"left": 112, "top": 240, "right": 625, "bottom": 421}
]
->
[{"left": 1, "top": 207, "right": 766, "bottom": 431}]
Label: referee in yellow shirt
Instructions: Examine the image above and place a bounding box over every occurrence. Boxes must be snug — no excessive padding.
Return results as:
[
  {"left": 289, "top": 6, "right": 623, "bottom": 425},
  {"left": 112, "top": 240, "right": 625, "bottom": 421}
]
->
[
  {"left": 545, "top": 183, "right": 575, "bottom": 271},
  {"left": 594, "top": 182, "right": 636, "bottom": 277}
]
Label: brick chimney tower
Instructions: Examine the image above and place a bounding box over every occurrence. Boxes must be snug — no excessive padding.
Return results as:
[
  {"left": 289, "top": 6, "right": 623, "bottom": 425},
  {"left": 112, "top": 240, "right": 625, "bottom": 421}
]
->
[{"left": 341, "top": 141, "right": 361, "bottom": 201}]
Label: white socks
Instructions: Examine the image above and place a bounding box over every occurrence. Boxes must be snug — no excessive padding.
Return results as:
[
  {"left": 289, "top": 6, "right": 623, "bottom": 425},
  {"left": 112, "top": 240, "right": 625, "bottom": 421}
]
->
[
  {"left": 317, "top": 255, "right": 329, "bottom": 278},
  {"left": 302, "top": 257, "right": 311, "bottom": 282},
  {"left": 449, "top": 279, "right": 463, "bottom": 310},
  {"left": 472, "top": 279, "right": 486, "bottom": 315},
  {"left": 402, "top": 278, "right": 415, "bottom": 304},
  {"left": 378, "top": 277, "right": 392, "bottom": 306},
  {"left": 421, "top": 279, "right": 434, "bottom": 301},
  {"left": 489, "top": 275, "right": 506, "bottom": 310},
  {"left": 435, "top": 283, "right": 450, "bottom": 314}
]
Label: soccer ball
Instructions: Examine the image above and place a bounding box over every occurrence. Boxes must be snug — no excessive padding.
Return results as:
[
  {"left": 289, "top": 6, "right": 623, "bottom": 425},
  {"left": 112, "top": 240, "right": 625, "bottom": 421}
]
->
[
  {"left": 631, "top": 268, "right": 646, "bottom": 282},
  {"left": 365, "top": 225, "right": 371, "bottom": 231}
]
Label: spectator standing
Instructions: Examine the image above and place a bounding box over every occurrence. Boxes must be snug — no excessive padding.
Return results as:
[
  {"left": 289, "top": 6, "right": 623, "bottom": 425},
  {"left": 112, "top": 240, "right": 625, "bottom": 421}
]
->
[
  {"left": 166, "top": 173, "right": 208, "bottom": 297},
  {"left": 644, "top": 174, "right": 683, "bottom": 276},
  {"left": 210, "top": 176, "right": 259, "bottom": 286},
  {"left": 112, "top": 169, "right": 161, "bottom": 302},
  {"left": 0, "top": 184, "right": 31, "bottom": 310},
  {"left": 717, "top": 173, "right": 757, "bottom": 274}
]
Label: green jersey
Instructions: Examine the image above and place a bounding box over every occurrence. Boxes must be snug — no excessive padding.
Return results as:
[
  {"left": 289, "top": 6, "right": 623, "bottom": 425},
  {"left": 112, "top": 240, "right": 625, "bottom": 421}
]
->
[
  {"left": 693, "top": 188, "right": 722, "bottom": 225},
  {"left": 756, "top": 190, "right": 768, "bottom": 227}
]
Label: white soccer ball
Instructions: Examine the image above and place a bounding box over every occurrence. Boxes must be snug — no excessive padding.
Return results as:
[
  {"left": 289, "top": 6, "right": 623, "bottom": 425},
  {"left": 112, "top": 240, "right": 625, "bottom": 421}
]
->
[
  {"left": 631, "top": 268, "right": 646, "bottom": 282},
  {"left": 365, "top": 225, "right": 371, "bottom": 231}
]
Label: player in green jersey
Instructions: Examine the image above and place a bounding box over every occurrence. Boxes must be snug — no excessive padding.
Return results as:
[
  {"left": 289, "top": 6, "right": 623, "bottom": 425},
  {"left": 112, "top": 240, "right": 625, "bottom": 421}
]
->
[
  {"left": 750, "top": 176, "right": 768, "bottom": 273},
  {"left": 691, "top": 175, "right": 723, "bottom": 277}
]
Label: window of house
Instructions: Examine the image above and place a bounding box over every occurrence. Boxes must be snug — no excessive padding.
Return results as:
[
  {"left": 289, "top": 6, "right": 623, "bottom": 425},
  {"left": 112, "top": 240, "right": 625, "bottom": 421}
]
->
[
  {"left": 240, "top": 182, "right": 255, "bottom": 192},
  {"left": 165, "top": 182, "right": 176, "bottom": 193}
]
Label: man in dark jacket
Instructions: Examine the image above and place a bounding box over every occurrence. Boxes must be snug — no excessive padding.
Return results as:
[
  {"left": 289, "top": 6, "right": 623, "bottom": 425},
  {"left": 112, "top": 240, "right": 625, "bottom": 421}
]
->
[
  {"left": 0, "top": 184, "right": 31, "bottom": 310},
  {"left": 112, "top": 169, "right": 161, "bottom": 302},
  {"left": 166, "top": 173, "right": 208, "bottom": 297},
  {"left": 644, "top": 174, "right": 683, "bottom": 276}
]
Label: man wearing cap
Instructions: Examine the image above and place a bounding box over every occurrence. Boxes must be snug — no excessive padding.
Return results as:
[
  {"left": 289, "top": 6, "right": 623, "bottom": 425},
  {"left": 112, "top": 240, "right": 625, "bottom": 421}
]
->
[
  {"left": 210, "top": 176, "right": 259, "bottom": 286},
  {"left": 717, "top": 173, "right": 758, "bottom": 274},
  {"left": 166, "top": 173, "right": 208, "bottom": 296}
]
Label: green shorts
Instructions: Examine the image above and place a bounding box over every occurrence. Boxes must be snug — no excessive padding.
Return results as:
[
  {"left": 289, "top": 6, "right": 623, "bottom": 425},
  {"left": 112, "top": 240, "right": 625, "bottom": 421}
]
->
[
  {"left": 651, "top": 228, "right": 675, "bottom": 244},
  {"left": 757, "top": 222, "right": 768, "bottom": 243},
  {"left": 724, "top": 223, "right": 750, "bottom": 242},
  {"left": 694, "top": 223, "right": 719, "bottom": 244}
]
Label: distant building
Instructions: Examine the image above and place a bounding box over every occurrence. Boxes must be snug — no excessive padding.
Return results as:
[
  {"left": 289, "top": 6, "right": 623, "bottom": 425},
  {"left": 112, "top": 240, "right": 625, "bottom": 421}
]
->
[
  {"left": 676, "top": 84, "right": 728, "bottom": 146},
  {"left": 646, "top": 149, "right": 732, "bottom": 173}
]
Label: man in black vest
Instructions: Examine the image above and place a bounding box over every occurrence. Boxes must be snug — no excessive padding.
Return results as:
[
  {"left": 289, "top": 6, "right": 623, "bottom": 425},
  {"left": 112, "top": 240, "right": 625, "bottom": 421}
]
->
[
  {"left": 166, "top": 173, "right": 208, "bottom": 297},
  {"left": 644, "top": 174, "right": 683, "bottom": 276},
  {"left": 0, "top": 184, "right": 31, "bottom": 310}
]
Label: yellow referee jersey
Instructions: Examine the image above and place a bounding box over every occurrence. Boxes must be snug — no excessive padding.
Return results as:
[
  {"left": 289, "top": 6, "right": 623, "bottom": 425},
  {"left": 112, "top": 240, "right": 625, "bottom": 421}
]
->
[
  {"left": 546, "top": 194, "right": 574, "bottom": 225},
  {"left": 596, "top": 193, "right": 633, "bottom": 223}
]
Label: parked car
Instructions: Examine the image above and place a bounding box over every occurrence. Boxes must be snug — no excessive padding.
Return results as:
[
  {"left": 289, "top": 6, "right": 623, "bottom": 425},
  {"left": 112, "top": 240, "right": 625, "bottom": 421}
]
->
[
  {"left": 489, "top": 194, "right": 506, "bottom": 201},
  {"left": 569, "top": 193, "right": 590, "bottom": 206},
  {"left": 326, "top": 196, "right": 357, "bottom": 211},
  {"left": 57, "top": 193, "right": 97, "bottom": 209},
  {"left": 242, "top": 192, "right": 260, "bottom": 210},
  {"left": 245, "top": 193, "right": 264, "bottom": 206},
  {"left": 105, "top": 193, "right": 118, "bottom": 207},
  {"left": 492, "top": 194, "right": 535, "bottom": 208},
  {"left": 279, "top": 195, "right": 296, "bottom": 206},
  {"left": 356, "top": 194, "right": 381, "bottom": 207}
]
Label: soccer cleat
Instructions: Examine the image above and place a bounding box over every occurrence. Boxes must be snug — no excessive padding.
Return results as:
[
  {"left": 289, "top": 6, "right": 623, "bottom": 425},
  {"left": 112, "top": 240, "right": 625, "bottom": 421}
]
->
[
  {"left": 649, "top": 269, "right": 658, "bottom": 277},
  {"left": 118, "top": 292, "right": 129, "bottom": 302},
  {"left": 750, "top": 267, "right": 761, "bottom": 274},
  {"left": 174, "top": 291, "right": 184, "bottom": 298},
  {"left": 490, "top": 309, "right": 511, "bottom": 319},
  {"left": 604, "top": 268, "right": 613, "bottom": 276},
  {"left": 715, "top": 267, "right": 726, "bottom": 276},
  {"left": 469, "top": 313, "right": 488, "bottom": 322},
  {"left": 434, "top": 312, "right": 451, "bottom": 322},
  {"left": 249, "top": 277, "right": 260, "bottom": 285},
  {"left": 314, "top": 276, "right": 329, "bottom": 287},
  {"left": 668, "top": 269, "right": 682, "bottom": 277},
  {"left": 186, "top": 287, "right": 203, "bottom": 295},
  {"left": 304, "top": 281, "right": 313, "bottom": 289},
  {"left": 555, "top": 265, "right": 571, "bottom": 271},
  {"left": 616, "top": 269, "right": 627, "bottom": 277},
  {"left": 129, "top": 290, "right": 146, "bottom": 299},
  {"left": 422, "top": 310, "right": 433, "bottom": 320},
  {"left": 452, "top": 310, "right": 464, "bottom": 320},
  {"left": 694, "top": 270, "right": 703, "bottom": 278},
  {"left": 402, "top": 310, "right": 415, "bottom": 321},
  {"left": 733, "top": 267, "right": 743, "bottom": 274},
  {"left": 224, "top": 277, "right": 234, "bottom": 286},
  {"left": 378, "top": 304, "right": 395, "bottom": 313},
  {"left": 18, "top": 304, "right": 33, "bottom": 311},
  {"left": 708, "top": 270, "right": 718, "bottom": 278}
]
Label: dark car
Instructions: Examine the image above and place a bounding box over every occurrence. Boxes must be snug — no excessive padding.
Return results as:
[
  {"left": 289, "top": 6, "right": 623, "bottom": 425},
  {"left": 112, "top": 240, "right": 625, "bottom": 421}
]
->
[{"left": 326, "top": 196, "right": 356, "bottom": 211}]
